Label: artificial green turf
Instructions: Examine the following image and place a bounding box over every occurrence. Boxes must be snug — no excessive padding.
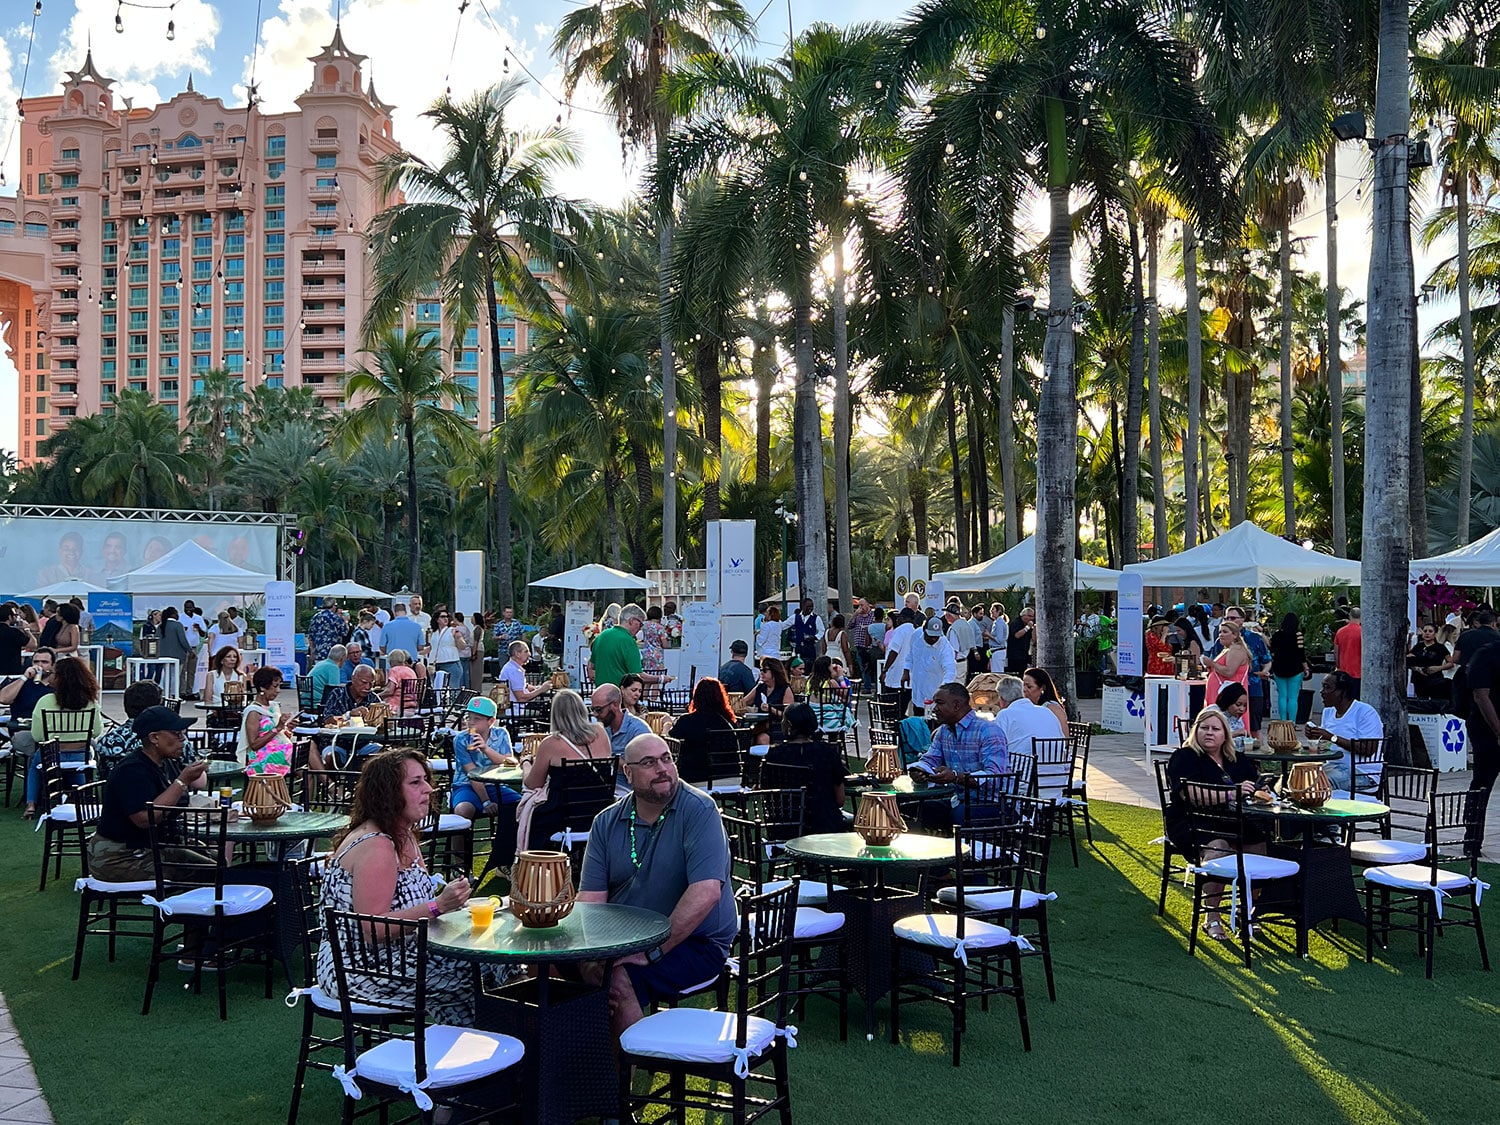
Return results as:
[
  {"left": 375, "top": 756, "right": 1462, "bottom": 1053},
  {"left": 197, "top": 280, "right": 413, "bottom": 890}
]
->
[{"left": 1, "top": 802, "right": 1495, "bottom": 1125}]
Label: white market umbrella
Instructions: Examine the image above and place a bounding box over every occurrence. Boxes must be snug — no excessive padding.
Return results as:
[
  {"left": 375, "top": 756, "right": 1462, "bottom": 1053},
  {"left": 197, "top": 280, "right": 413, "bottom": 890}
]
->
[
  {"left": 760, "top": 585, "right": 842, "bottom": 604},
  {"left": 21, "top": 578, "right": 112, "bottom": 599},
  {"left": 115, "top": 539, "right": 275, "bottom": 595},
  {"left": 1411, "top": 526, "right": 1500, "bottom": 587},
  {"left": 299, "top": 579, "right": 391, "bottom": 599},
  {"left": 530, "top": 563, "right": 655, "bottom": 591},
  {"left": 1122, "top": 521, "right": 1361, "bottom": 588},
  {"left": 935, "top": 536, "right": 1123, "bottom": 593}
]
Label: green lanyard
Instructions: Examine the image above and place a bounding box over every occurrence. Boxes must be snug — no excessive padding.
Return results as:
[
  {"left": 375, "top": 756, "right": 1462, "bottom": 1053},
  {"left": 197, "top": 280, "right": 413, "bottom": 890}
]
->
[{"left": 628, "top": 801, "right": 672, "bottom": 868}]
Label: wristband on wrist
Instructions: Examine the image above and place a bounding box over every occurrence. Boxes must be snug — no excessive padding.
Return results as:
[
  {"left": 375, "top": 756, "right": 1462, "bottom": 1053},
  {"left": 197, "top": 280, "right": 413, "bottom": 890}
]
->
[{"left": 427, "top": 900, "right": 441, "bottom": 920}]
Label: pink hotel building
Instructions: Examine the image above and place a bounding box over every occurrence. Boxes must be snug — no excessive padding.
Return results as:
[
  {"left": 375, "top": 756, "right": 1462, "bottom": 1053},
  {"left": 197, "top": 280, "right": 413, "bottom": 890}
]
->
[{"left": 0, "top": 28, "right": 544, "bottom": 467}]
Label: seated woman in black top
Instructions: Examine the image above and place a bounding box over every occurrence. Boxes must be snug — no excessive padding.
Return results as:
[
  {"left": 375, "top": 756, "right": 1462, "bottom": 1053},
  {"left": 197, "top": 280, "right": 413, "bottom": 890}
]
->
[
  {"left": 762, "top": 703, "right": 847, "bottom": 834},
  {"left": 736, "top": 656, "right": 795, "bottom": 746},
  {"left": 669, "top": 678, "right": 739, "bottom": 783},
  {"left": 1165, "top": 706, "right": 1260, "bottom": 942}
]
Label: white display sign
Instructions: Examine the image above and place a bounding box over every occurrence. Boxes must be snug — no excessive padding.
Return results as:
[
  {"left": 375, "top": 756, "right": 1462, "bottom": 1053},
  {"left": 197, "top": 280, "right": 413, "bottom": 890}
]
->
[
  {"left": 564, "top": 601, "right": 593, "bottom": 684},
  {"left": 1101, "top": 683, "right": 1146, "bottom": 732},
  {"left": 681, "top": 602, "right": 722, "bottom": 681},
  {"left": 1410, "top": 712, "right": 1468, "bottom": 772},
  {"left": 1116, "top": 573, "right": 1145, "bottom": 676},
  {"left": 453, "top": 551, "right": 485, "bottom": 617},
  {"left": 921, "top": 579, "right": 945, "bottom": 615},
  {"left": 263, "top": 580, "right": 298, "bottom": 682},
  {"left": 894, "top": 555, "right": 930, "bottom": 609},
  {"left": 784, "top": 560, "right": 798, "bottom": 616}
]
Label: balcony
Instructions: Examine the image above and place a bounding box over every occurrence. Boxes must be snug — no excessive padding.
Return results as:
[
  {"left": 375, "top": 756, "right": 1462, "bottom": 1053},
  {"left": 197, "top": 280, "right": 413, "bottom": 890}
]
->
[
  {"left": 217, "top": 187, "right": 255, "bottom": 209},
  {"left": 301, "top": 282, "right": 346, "bottom": 299},
  {"left": 309, "top": 134, "right": 341, "bottom": 154},
  {"left": 121, "top": 196, "right": 144, "bottom": 215},
  {"left": 50, "top": 343, "right": 80, "bottom": 362},
  {"left": 50, "top": 296, "right": 80, "bottom": 315},
  {"left": 52, "top": 154, "right": 82, "bottom": 174},
  {"left": 212, "top": 139, "right": 241, "bottom": 158},
  {"left": 300, "top": 305, "right": 346, "bottom": 325},
  {"left": 48, "top": 387, "right": 79, "bottom": 406},
  {"left": 300, "top": 354, "right": 346, "bottom": 375},
  {"left": 300, "top": 257, "right": 346, "bottom": 277},
  {"left": 308, "top": 183, "right": 340, "bottom": 202},
  {"left": 50, "top": 223, "right": 79, "bottom": 242},
  {"left": 303, "top": 329, "right": 346, "bottom": 347},
  {"left": 53, "top": 246, "right": 81, "bottom": 266},
  {"left": 51, "top": 199, "right": 82, "bottom": 219}
]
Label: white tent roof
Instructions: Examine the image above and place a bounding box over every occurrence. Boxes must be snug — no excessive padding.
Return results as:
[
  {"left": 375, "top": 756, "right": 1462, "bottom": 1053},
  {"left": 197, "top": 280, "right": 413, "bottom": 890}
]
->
[
  {"left": 299, "top": 579, "right": 391, "bottom": 599},
  {"left": 1411, "top": 527, "right": 1500, "bottom": 587},
  {"left": 760, "top": 584, "right": 842, "bottom": 604},
  {"left": 115, "top": 540, "right": 275, "bottom": 595},
  {"left": 1123, "top": 521, "right": 1362, "bottom": 588},
  {"left": 529, "top": 564, "right": 655, "bottom": 591},
  {"left": 934, "top": 536, "right": 1123, "bottom": 592},
  {"left": 21, "top": 578, "right": 111, "bottom": 599}
]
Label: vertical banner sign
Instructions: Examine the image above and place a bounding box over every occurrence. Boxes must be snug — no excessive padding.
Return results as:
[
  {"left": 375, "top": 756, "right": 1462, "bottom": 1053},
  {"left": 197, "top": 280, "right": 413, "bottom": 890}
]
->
[
  {"left": 1116, "top": 573, "right": 1145, "bottom": 676},
  {"left": 921, "top": 579, "right": 945, "bottom": 615},
  {"left": 88, "top": 592, "right": 134, "bottom": 656},
  {"left": 894, "top": 555, "right": 930, "bottom": 608},
  {"left": 784, "top": 561, "right": 799, "bottom": 619},
  {"left": 564, "top": 601, "right": 594, "bottom": 685},
  {"left": 263, "top": 581, "right": 298, "bottom": 681},
  {"left": 453, "top": 551, "right": 485, "bottom": 617},
  {"left": 707, "top": 520, "right": 756, "bottom": 669},
  {"left": 681, "top": 602, "right": 722, "bottom": 680}
]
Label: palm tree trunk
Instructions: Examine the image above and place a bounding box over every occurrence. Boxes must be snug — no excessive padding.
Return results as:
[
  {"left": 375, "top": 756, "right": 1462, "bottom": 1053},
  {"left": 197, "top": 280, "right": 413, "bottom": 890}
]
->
[
  {"left": 698, "top": 340, "right": 722, "bottom": 524},
  {"left": 1409, "top": 305, "right": 1428, "bottom": 553},
  {"left": 1183, "top": 221, "right": 1203, "bottom": 548},
  {"left": 1280, "top": 209, "right": 1297, "bottom": 538},
  {"left": 1147, "top": 221, "right": 1167, "bottom": 556},
  {"left": 968, "top": 386, "right": 991, "bottom": 559},
  {"left": 1036, "top": 113, "right": 1078, "bottom": 707},
  {"left": 998, "top": 304, "right": 1019, "bottom": 550},
  {"left": 630, "top": 439, "right": 653, "bottom": 577},
  {"left": 659, "top": 203, "right": 679, "bottom": 569},
  {"left": 1456, "top": 183, "right": 1475, "bottom": 544},
  {"left": 1363, "top": 0, "right": 1414, "bottom": 765},
  {"left": 754, "top": 307, "right": 774, "bottom": 490},
  {"left": 1325, "top": 142, "right": 1348, "bottom": 556},
  {"left": 1123, "top": 218, "right": 1145, "bottom": 565},
  {"left": 792, "top": 292, "right": 829, "bottom": 613},
  {"left": 380, "top": 505, "right": 394, "bottom": 592},
  {"left": 405, "top": 419, "right": 420, "bottom": 590},
  {"left": 911, "top": 470, "right": 929, "bottom": 555},
  {"left": 486, "top": 269, "right": 514, "bottom": 610},
  {"left": 606, "top": 473, "right": 623, "bottom": 568},
  {"left": 832, "top": 240, "right": 853, "bottom": 614},
  {"left": 946, "top": 379, "right": 969, "bottom": 568}
]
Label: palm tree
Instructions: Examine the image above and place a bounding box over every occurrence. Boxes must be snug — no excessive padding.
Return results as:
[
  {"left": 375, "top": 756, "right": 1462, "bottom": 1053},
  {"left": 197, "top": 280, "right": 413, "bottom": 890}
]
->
[
  {"left": 365, "top": 80, "right": 585, "bottom": 608},
  {"left": 82, "top": 390, "right": 204, "bottom": 508},
  {"left": 244, "top": 383, "right": 330, "bottom": 439},
  {"left": 1361, "top": 0, "right": 1415, "bottom": 762},
  {"left": 184, "top": 367, "right": 248, "bottom": 505},
  {"left": 237, "top": 421, "right": 328, "bottom": 512},
  {"left": 554, "top": 0, "right": 754, "bottom": 571},
  {"left": 335, "top": 330, "right": 478, "bottom": 589},
  {"left": 896, "top": 0, "right": 1223, "bottom": 701},
  {"left": 660, "top": 26, "right": 891, "bottom": 615}
]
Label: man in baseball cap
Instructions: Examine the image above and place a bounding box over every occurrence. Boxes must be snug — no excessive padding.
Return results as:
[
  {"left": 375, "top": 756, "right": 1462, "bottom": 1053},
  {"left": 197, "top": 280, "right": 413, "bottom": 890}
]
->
[{"left": 717, "top": 638, "right": 757, "bottom": 695}]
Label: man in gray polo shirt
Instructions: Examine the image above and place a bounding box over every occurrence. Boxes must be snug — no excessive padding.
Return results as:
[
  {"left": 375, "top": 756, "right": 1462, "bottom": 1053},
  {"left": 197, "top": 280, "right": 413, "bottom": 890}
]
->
[{"left": 579, "top": 733, "right": 738, "bottom": 1038}]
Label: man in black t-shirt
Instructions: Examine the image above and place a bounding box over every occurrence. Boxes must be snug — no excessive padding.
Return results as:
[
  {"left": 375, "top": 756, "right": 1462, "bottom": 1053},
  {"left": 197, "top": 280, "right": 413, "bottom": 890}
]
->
[
  {"left": 1451, "top": 611, "right": 1499, "bottom": 717},
  {"left": 547, "top": 605, "right": 566, "bottom": 656},
  {"left": 1006, "top": 607, "right": 1036, "bottom": 674},
  {"left": 88, "top": 706, "right": 210, "bottom": 883},
  {"left": 0, "top": 603, "right": 33, "bottom": 676},
  {"left": 1466, "top": 642, "right": 1500, "bottom": 853}
]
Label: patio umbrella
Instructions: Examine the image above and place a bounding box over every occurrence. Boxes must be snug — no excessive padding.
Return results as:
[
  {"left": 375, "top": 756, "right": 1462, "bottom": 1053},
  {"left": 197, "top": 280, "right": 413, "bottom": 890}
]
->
[
  {"left": 529, "top": 564, "right": 656, "bottom": 590},
  {"left": 21, "top": 578, "right": 112, "bottom": 599},
  {"left": 299, "top": 579, "right": 392, "bottom": 599}
]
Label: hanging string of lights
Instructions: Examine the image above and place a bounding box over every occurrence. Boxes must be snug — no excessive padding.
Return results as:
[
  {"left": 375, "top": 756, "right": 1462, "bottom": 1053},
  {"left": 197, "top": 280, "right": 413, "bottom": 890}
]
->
[
  {"left": 0, "top": 2, "right": 43, "bottom": 189},
  {"left": 113, "top": 0, "right": 179, "bottom": 41}
]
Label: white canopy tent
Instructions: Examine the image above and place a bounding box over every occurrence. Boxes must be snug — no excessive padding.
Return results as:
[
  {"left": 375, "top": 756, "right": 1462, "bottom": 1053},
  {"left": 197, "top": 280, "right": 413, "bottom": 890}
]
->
[
  {"left": 21, "top": 578, "right": 111, "bottom": 599},
  {"left": 934, "top": 536, "right": 1124, "bottom": 593},
  {"left": 760, "top": 584, "right": 842, "bottom": 604},
  {"left": 1410, "top": 526, "right": 1500, "bottom": 586},
  {"left": 529, "top": 564, "right": 655, "bottom": 591},
  {"left": 1122, "top": 521, "right": 1361, "bottom": 588},
  {"left": 114, "top": 540, "right": 275, "bottom": 595},
  {"left": 299, "top": 579, "right": 391, "bottom": 599}
]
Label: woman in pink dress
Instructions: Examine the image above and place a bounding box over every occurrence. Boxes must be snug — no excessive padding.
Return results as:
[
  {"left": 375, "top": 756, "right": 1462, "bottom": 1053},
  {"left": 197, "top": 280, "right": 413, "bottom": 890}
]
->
[
  {"left": 638, "top": 605, "right": 668, "bottom": 672},
  {"left": 1204, "top": 621, "right": 1251, "bottom": 704}
]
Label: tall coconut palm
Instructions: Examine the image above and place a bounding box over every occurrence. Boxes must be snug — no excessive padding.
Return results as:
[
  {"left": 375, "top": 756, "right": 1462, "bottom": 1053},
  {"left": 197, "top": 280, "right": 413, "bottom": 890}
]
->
[
  {"left": 236, "top": 421, "right": 328, "bottom": 513},
  {"left": 364, "top": 80, "right": 585, "bottom": 607},
  {"left": 896, "top": 0, "right": 1224, "bottom": 701},
  {"left": 659, "top": 25, "right": 892, "bottom": 615},
  {"left": 184, "top": 367, "right": 248, "bottom": 505},
  {"left": 83, "top": 390, "right": 204, "bottom": 508},
  {"left": 335, "top": 330, "right": 478, "bottom": 590},
  {"left": 553, "top": 0, "right": 754, "bottom": 570},
  {"left": 1361, "top": 0, "right": 1415, "bottom": 763}
]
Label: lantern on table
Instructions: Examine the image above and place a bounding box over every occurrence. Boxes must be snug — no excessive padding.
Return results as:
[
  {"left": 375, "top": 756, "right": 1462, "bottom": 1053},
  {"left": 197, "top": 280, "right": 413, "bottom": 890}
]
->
[
  {"left": 853, "top": 791, "right": 906, "bottom": 846},
  {"left": 509, "top": 850, "right": 576, "bottom": 928}
]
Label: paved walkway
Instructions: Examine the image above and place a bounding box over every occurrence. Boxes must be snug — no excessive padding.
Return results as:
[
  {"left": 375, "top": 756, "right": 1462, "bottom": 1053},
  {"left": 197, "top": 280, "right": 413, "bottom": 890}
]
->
[
  {"left": 0, "top": 997, "right": 53, "bottom": 1125},
  {"left": 1073, "top": 697, "right": 1500, "bottom": 862}
]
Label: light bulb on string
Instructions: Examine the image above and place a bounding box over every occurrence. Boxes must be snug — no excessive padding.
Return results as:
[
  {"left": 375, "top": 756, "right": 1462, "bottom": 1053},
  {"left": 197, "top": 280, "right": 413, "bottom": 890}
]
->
[
  {"left": 798, "top": 170, "right": 807, "bottom": 181},
  {"left": 944, "top": 142, "right": 954, "bottom": 155},
  {"left": 994, "top": 109, "right": 1003, "bottom": 120},
  {"left": 1036, "top": 25, "right": 1046, "bottom": 38},
  {"left": 167, "top": 19, "right": 175, "bottom": 42},
  {"left": 115, "top": 4, "right": 124, "bottom": 33}
]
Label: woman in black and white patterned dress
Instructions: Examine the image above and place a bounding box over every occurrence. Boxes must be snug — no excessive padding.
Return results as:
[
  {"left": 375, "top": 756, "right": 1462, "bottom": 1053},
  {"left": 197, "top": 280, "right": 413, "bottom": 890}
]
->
[{"left": 315, "top": 748, "right": 477, "bottom": 1023}]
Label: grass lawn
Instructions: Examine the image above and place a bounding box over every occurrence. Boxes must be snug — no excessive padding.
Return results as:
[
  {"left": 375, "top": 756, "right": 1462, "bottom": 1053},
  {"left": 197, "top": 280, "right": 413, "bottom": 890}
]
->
[{"left": 0, "top": 801, "right": 1495, "bottom": 1125}]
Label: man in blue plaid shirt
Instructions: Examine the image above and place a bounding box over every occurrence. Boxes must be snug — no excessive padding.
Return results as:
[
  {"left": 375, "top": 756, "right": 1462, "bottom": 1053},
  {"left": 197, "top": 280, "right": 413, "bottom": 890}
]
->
[
  {"left": 910, "top": 681, "right": 1009, "bottom": 827},
  {"left": 492, "top": 606, "right": 528, "bottom": 646}
]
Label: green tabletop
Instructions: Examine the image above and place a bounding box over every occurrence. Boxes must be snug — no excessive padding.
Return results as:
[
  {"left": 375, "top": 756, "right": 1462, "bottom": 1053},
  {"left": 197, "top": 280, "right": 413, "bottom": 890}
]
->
[
  {"left": 427, "top": 901, "right": 670, "bottom": 964},
  {"left": 847, "top": 775, "right": 959, "bottom": 801},
  {"left": 1243, "top": 797, "right": 1390, "bottom": 823},
  {"left": 1241, "top": 745, "right": 1343, "bottom": 764},
  {"left": 783, "top": 831, "right": 962, "bottom": 867},
  {"left": 204, "top": 760, "right": 243, "bottom": 783},
  {"left": 225, "top": 810, "right": 349, "bottom": 841},
  {"left": 473, "top": 763, "right": 526, "bottom": 785}
]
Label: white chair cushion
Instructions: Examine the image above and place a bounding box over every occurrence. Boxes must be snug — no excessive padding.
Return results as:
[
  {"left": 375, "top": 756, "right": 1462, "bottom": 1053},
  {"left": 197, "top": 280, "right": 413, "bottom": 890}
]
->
[
  {"left": 792, "top": 907, "right": 845, "bottom": 941},
  {"left": 893, "top": 913, "right": 1019, "bottom": 965},
  {"left": 762, "top": 878, "right": 847, "bottom": 907},
  {"left": 143, "top": 885, "right": 274, "bottom": 916},
  {"left": 293, "top": 983, "right": 411, "bottom": 1017},
  {"left": 47, "top": 804, "right": 78, "bottom": 823},
  {"left": 936, "top": 886, "right": 1057, "bottom": 913},
  {"left": 75, "top": 876, "right": 156, "bottom": 894},
  {"left": 620, "top": 1007, "right": 781, "bottom": 1078},
  {"left": 1362, "top": 864, "right": 1476, "bottom": 894},
  {"left": 428, "top": 760, "right": 452, "bottom": 773},
  {"left": 1196, "top": 854, "right": 1300, "bottom": 881},
  {"left": 1349, "top": 839, "right": 1427, "bottom": 866},
  {"left": 436, "top": 814, "right": 473, "bottom": 833},
  {"left": 339, "top": 1025, "right": 525, "bottom": 1111}
]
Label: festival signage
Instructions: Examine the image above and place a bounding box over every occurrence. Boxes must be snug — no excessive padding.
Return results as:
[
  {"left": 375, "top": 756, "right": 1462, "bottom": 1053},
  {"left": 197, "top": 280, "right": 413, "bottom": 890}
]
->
[{"left": 263, "top": 581, "right": 298, "bottom": 681}]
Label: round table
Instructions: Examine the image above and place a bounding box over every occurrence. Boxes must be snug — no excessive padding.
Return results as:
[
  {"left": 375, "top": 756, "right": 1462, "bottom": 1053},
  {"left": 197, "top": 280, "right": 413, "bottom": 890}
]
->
[
  {"left": 430, "top": 902, "right": 671, "bottom": 1125},
  {"left": 225, "top": 810, "right": 350, "bottom": 843},
  {"left": 474, "top": 762, "right": 526, "bottom": 786},
  {"left": 1241, "top": 744, "right": 1343, "bottom": 783},
  {"left": 1241, "top": 798, "right": 1391, "bottom": 955},
  {"left": 783, "top": 831, "right": 964, "bottom": 1038},
  {"left": 204, "top": 760, "right": 243, "bottom": 784}
]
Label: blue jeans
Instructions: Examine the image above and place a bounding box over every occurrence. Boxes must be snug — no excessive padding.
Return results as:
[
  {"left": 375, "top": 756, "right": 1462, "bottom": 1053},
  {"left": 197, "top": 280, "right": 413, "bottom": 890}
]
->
[
  {"left": 26, "top": 744, "right": 89, "bottom": 806},
  {"left": 1274, "top": 675, "right": 1302, "bottom": 721},
  {"left": 437, "top": 661, "right": 466, "bottom": 690}
]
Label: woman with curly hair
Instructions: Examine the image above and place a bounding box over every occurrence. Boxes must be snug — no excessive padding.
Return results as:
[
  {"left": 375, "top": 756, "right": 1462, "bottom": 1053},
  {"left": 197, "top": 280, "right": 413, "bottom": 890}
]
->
[
  {"left": 25, "top": 655, "right": 103, "bottom": 816},
  {"left": 315, "top": 748, "right": 478, "bottom": 1023}
]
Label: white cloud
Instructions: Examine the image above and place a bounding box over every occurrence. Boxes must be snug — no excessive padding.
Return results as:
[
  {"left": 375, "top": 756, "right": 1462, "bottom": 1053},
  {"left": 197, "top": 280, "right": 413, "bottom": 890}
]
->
[
  {"left": 47, "top": 0, "right": 222, "bottom": 110},
  {"left": 239, "top": 0, "right": 636, "bottom": 208}
]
